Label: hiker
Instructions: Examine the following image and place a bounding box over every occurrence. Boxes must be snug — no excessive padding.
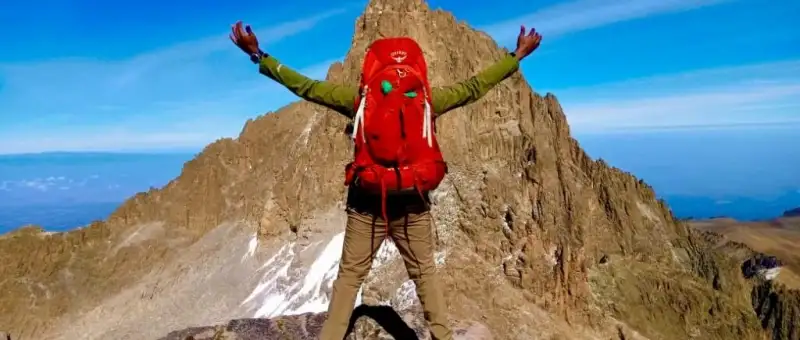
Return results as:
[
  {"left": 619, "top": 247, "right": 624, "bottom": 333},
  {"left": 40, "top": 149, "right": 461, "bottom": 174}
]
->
[{"left": 230, "top": 21, "right": 542, "bottom": 340}]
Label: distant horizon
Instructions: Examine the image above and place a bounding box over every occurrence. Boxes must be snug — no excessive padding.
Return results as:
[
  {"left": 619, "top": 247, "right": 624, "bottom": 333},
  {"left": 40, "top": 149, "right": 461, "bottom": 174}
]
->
[
  {"left": 2, "top": 120, "right": 798, "bottom": 156},
  {"left": 1, "top": 138, "right": 799, "bottom": 232}
]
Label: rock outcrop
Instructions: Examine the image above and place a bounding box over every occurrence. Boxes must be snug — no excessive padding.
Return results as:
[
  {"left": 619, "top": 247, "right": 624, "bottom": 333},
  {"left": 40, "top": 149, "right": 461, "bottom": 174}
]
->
[
  {"left": 692, "top": 217, "right": 800, "bottom": 340},
  {"left": 159, "top": 307, "right": 495, "bottom": 340},
  {"left": 783, "top": 207, "right": 800, "bottom": 218},
  {"left": 0, "top": 0, "right": 794, "bottom": 339},
  {"left": 158, "top": 313, "right": 327, "bottom": 340},
  {"left": 752, "top": 281, "right": 800, "bottom": 340}
]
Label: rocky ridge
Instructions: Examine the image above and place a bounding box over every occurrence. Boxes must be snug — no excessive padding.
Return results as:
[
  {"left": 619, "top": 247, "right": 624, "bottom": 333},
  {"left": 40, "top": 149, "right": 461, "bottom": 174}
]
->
[
  {"left": 692, "top": 216, "right": 800, "bottom": 340},
  {"left": 0, "top": 0, "right": 795, "bottom": 339}
]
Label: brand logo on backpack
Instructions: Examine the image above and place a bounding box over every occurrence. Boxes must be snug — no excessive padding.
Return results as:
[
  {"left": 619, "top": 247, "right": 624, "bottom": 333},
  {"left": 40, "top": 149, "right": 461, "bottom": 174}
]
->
[{"left": 390, "top": 50, "right": 407, "bottom": 63}]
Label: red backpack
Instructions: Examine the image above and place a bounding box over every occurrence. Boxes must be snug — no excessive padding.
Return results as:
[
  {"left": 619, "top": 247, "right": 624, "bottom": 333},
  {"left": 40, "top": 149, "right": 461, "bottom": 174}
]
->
[{"left": 344, "top": 37, "right": 447, "bottom": 225}]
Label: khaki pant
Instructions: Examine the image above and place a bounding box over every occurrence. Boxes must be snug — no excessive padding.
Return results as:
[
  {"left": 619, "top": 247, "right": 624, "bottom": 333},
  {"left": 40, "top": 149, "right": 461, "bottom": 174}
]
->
[{"left": 319, "top": 209, "right": 452, "bottom": 340}]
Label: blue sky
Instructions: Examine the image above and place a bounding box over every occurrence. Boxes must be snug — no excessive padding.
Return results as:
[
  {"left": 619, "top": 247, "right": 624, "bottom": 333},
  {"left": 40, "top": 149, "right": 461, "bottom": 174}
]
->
[{"left": 0, "top": 0, "right": 798, "bottom": 153}]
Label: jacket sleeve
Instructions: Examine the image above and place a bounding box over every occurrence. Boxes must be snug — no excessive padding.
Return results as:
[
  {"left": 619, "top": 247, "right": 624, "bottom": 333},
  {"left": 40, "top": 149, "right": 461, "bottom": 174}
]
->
[
  {"left": 258, "top": 55, "right": 358, "bottom": 118},
  {"left": 430, "top": 54, "right": 520, "bottom": 117}
]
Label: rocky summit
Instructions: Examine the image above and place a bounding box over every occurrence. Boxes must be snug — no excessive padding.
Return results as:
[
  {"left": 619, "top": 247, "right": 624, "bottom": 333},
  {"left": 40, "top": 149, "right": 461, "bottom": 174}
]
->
[{"left": 1, "top": 0, "right": 797, "bottom": 339}]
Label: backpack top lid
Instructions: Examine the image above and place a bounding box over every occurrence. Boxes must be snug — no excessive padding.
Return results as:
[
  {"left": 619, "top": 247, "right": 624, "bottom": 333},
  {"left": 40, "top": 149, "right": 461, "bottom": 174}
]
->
[{"left": 359, "top": 37, "right": 430, "bottom": 88}]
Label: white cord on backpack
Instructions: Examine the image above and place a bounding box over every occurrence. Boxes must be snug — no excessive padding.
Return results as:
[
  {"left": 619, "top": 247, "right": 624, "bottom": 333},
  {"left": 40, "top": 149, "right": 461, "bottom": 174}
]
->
[
  {"left": 354, "top": 85, "right": 431, "bottom": 147},
  {"left": 422, "top": 89, "right": 433, "bottom": 147},
  {"left": 353, "top": 86, "right": 368, "bottom": 143}
]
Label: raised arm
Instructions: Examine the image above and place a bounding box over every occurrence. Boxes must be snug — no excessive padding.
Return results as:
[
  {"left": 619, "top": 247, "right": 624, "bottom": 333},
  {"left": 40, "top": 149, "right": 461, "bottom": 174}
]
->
[
  {"left": 230, "top": 21, "right": 357, "bottom": 118},
  {"left": 431, "top": 25, "right": 543, "bottom": 117},
  {"left": 258, "top": 55, "right": 358, "bottom": 118},
  {"left": 430, "top": 54, "right": 520, "bottom": 116}
]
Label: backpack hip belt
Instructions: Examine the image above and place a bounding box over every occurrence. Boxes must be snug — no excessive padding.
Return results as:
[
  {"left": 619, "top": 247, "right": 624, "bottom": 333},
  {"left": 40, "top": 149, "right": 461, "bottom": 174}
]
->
[{"left": 344, "top": 160, "right": 448, "bottom": 194}]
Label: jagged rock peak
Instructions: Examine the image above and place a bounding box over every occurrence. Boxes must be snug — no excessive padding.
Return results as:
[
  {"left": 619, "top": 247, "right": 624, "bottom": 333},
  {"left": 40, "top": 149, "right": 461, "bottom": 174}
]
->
[
  {"left": 333, "top": 0, "right": 513, "bottom": 95},
  {"left": 364, "top": 0, "right": 428, "bottom": 13}
]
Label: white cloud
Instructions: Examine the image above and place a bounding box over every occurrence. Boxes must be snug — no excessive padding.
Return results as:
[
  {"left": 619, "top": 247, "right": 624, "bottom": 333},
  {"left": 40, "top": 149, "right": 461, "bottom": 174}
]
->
[
  {"left": 482, "top": 0, "right": 733, "bottom": 42},
  {"left": 106, "top": 8, "right": 347, "bottom": 91},
  {"left": 19, "top": 179, "right": 51, "bottom": 192},
  {"left": 0, "top": 175, "right": 105, "bottom": 192},
  {"left": 553, "top": 59, "right": 800, "bottom": 133},
  {"left": 0, "top": 177, "right": 75, "bottom": 192}
]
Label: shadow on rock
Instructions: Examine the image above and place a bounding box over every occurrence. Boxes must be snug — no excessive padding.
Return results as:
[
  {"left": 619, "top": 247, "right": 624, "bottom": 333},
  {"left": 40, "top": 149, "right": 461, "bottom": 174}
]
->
[
  {"left": 345, "top": 304, "right": 420, "bottom": 339},
  {"left": 159, "top": 304, "right": 421, "bottom": 340}
]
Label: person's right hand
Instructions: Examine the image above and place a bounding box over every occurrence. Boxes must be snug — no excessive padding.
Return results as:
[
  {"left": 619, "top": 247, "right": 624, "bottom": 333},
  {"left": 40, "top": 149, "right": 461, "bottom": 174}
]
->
[{"left": 229, "top": 21, "right": 260, "bottom": 56}]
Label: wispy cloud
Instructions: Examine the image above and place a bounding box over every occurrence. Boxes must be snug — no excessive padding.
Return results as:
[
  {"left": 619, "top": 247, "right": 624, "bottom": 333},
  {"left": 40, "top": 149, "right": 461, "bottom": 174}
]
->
[
  {"left": 482, "top": 0, "right": 733, "bottom": 42},
  {"left": 554, "top": 59, "right": 800, "bottom": 133},
  {"left": 107, "top": 8, "right": 347, "bottom": 91},
  {"left": 1, "top": 176, "right": 73, "bottom": 192},
  {"left": 0, "top": 9, "right": 347, "bottom": 154},
  {"left": 0, "top": 58, "right": 340, "bottom": 154}
]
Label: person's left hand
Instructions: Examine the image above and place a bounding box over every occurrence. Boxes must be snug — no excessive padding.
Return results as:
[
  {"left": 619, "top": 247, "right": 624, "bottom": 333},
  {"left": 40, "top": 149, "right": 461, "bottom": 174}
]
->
[
  {"left": 514, "top": 25, "right": 542, "bottom": 60},
  {"left": 229, "top": 21, "right": 260, "bottom": 56}
]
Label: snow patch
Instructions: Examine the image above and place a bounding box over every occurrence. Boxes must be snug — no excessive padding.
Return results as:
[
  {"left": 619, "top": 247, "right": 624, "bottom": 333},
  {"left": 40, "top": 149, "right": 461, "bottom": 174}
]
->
[
  {"left": 372, "top": 240, "right": 399, "bottom": 269},
  {"left": 759, "top": 267, "right": 781, "bottom": 281},
  {"left": 241, "top": 244, "right": 295, "bottom": 314},
  {"left": 636, "top": 201, "right": 659, "bottom": 222},
  {"left": 243, "top": 232, "right": 351, "bottom": 318},
  {"left": 289, "top": 232, "right": 344, "bottom": 314},
  {"left": 434, "top": 250, "right": 447, "bottom": 267},
  {"left": 242, "top": 230, "right": 443, "bottom": 319},
  {"left": 393, "top": 280, "right": 418, "bottom": 311},
  {"left": 113, "top": 222, "right": 164, "bottom": 253},
  {"left": 429, "top": 177, "right": 459, "bottom": 245},
  {"left": 546, "top": 246, "right": 559, "bottom": 267},
  {"left": 500, "top": 204, "right": 513, "bottom": 237},
  {"left": 355, "top": 286, "right": 363, "bottom": 307},
  {"left": 370, "top": 239, "right": 442, "bottom": 268},
  {"left": 297, "top": 111, "right": 320, "bottom": 146},
  {"left": 242, "top": 233, "right": 258, "bottom": 262}
]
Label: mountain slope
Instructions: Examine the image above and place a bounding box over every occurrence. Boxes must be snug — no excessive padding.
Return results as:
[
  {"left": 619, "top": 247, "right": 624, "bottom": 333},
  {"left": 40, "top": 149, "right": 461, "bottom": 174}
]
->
[
  {"left": 0, "top": 0, "right": 782, "bottom": 339},
  {"left": 691, "top": 216, "right": 800, "bottom": 340},
  {"left": 692, "top": 216, "right": 800, "bottom": 289}
]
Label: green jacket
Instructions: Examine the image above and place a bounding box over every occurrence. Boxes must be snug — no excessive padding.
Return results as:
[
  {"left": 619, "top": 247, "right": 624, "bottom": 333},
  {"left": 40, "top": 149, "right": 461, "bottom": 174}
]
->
[{"left": 258, "top": 53, "right": 520, "bottom": 118}]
